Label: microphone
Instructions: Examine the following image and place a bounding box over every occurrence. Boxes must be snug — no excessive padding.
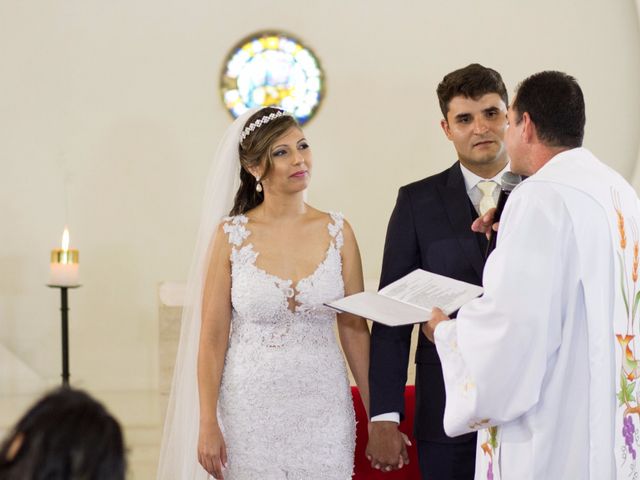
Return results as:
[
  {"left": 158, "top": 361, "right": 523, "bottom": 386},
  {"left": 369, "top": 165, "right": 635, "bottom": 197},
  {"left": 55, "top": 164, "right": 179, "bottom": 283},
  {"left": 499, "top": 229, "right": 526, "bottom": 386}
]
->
[{"left": 484, "top": 171, "right": 522, "bottom": 258}]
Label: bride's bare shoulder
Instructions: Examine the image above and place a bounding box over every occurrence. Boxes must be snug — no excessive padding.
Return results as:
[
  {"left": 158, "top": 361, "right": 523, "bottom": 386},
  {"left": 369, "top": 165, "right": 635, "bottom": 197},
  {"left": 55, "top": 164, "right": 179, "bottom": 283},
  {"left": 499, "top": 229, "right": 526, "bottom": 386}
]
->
[{"left": 304, "top": 205, "right": 335, "bottom": 223}]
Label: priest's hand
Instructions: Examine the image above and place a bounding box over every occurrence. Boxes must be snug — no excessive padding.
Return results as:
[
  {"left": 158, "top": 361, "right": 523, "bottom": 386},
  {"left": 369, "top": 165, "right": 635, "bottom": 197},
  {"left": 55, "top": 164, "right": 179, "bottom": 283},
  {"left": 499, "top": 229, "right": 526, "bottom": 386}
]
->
[
  {"left": 366, "top": 421, "right": 411, "bottom": 471},
  {"left": 422, "top": 307, "right": 450, "bottom": 343},
  {"left": 472, "top": 207, "right": 499, "bottom": 239}
]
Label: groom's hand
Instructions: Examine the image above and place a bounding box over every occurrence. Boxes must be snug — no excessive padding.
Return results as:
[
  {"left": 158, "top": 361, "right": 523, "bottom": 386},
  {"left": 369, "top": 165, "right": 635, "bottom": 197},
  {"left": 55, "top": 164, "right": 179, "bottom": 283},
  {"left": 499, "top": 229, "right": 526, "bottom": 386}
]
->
[{"left": 366, "top": 421, "right": 410, "bottom": 472}]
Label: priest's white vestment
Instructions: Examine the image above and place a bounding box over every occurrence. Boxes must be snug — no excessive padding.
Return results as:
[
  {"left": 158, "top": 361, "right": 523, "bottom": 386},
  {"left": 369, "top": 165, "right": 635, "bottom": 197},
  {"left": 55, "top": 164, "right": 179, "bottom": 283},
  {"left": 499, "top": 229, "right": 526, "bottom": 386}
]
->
[{"left": 435, "top": 148, "right": 640, "bottom": 479}]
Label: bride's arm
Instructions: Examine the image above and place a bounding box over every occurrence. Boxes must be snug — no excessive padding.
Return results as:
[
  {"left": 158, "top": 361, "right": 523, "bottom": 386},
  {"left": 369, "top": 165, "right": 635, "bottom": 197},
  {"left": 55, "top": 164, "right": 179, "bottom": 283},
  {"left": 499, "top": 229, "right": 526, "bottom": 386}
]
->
[
  {"left": 337, "top": 219, "right": 371, "bottom": 417},
  {"left": 197, "top": 223, "right": 232, "bottom": 478}
]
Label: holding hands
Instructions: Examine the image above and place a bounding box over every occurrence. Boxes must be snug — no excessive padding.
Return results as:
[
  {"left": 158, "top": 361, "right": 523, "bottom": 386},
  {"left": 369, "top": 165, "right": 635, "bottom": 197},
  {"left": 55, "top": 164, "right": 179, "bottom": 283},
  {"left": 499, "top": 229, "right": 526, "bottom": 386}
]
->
[
  {"left": 366, "top": 306, "right": 452, "bottom": 473},
  {"left": 366, "top": 421, "right": 412, "bottom": 472}
]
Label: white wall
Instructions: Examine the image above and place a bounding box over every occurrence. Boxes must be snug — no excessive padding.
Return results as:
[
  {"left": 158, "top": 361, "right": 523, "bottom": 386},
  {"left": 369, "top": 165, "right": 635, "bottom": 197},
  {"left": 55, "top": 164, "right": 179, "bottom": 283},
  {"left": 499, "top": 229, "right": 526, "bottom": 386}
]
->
[{"left": 1, "top": 0, "right": 639, "bottom": 391}]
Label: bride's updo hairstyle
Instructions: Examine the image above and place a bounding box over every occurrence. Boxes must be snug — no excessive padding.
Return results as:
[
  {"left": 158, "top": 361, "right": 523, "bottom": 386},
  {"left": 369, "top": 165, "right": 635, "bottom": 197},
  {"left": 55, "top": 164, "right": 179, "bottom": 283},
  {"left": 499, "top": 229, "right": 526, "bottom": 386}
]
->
[{"left": 230, "top": 107, "right": 299, "bottom": 216}]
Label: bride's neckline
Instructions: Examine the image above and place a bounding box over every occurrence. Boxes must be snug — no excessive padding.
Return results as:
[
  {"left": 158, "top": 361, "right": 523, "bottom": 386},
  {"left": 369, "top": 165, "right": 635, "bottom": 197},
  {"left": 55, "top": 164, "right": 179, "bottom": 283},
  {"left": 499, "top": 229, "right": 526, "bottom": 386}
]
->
[{"left": 237, "top": 213, "right": 338, "bottom": 288}]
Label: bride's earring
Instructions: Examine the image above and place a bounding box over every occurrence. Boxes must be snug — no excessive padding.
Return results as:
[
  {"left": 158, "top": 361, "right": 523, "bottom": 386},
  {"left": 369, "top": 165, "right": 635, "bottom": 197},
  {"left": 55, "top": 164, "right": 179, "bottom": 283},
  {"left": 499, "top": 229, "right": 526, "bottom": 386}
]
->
[{"left": 255, "top": 176, "right": 263, "bottom": 193}]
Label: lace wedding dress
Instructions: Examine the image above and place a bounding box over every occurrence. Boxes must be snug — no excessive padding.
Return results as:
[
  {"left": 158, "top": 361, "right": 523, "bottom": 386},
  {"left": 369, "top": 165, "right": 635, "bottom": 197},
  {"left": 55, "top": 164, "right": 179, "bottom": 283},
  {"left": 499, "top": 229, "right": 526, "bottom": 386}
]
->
[{"left": 217, "top": 212, "right": 356, "bottom": 479}]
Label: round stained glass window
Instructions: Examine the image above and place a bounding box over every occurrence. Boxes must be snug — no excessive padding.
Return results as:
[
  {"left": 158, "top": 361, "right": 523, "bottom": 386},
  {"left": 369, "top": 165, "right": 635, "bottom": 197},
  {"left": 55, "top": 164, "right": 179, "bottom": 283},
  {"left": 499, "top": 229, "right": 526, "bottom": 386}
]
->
[{"left": 220, "top": 31, "right": 325, "bottom": 125}]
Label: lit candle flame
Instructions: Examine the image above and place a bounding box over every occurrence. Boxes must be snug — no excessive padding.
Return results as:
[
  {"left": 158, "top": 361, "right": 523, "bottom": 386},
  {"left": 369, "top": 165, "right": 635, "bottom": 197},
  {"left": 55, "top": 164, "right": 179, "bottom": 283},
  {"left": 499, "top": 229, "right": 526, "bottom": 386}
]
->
[{"left": 61, "top": 227, "right": 70, "bottom": 251}]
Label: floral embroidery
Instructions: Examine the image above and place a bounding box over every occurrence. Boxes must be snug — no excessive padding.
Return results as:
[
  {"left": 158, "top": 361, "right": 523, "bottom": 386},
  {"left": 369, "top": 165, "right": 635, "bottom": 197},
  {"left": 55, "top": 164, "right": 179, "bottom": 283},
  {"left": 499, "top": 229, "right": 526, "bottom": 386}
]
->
[
  {"left": 328, "top": 212, "right": 345, "bottom": 249},
  {"left": 480, "top": 427, "right": 499, "bottom": 480},
  {"left": 468, "top": 418, "right": 491, "bottom": 430},
  {"left": 223, "top": 215, "right": 250, "bottom": 246},
  {"left": 613, "top": 188, "right": 640, "bottom": 471}
]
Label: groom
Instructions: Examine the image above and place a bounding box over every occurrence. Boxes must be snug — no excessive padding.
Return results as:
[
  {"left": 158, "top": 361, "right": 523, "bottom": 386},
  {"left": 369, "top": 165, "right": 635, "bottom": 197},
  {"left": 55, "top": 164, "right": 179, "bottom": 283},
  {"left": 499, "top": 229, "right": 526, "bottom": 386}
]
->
[{"left": 367, "top": 64, "right": 510, "bottom": 479}]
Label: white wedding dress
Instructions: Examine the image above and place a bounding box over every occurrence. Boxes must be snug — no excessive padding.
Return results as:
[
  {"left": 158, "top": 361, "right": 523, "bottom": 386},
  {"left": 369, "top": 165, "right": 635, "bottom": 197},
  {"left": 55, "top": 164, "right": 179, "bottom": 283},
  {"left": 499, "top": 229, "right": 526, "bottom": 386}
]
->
[{"left": 217, "top": 212, "right": 356, "bottom": 479}]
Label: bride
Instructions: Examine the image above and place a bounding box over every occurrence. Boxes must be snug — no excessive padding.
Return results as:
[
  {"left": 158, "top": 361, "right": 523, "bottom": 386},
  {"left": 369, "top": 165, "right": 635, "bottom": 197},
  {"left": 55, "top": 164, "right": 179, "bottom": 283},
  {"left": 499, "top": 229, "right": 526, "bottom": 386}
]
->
[{"left": 157, "top": 107, "right": 370, "bottom": 479}]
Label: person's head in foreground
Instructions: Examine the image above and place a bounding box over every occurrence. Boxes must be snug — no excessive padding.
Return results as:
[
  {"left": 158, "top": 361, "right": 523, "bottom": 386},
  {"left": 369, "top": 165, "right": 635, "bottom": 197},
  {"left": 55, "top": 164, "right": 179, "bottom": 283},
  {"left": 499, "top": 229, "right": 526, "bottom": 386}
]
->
[{"left": 0, "top": 387, "right": 126, "bottom": 480}]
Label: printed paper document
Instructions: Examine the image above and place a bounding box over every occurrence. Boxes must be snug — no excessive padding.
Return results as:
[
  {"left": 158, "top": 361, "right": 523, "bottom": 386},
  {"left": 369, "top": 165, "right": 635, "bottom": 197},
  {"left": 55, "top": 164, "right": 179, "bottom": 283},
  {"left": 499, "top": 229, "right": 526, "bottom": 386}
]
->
[{"left": 326, "top": 269, "right": 483, "bottom": 326}]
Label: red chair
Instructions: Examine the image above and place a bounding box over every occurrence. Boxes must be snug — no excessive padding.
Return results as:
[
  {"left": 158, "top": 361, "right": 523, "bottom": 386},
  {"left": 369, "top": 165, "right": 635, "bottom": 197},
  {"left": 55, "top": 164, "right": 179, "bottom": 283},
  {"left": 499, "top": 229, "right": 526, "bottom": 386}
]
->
[{"left": 352, "top": 386, "right": 421, "bottom": 479}]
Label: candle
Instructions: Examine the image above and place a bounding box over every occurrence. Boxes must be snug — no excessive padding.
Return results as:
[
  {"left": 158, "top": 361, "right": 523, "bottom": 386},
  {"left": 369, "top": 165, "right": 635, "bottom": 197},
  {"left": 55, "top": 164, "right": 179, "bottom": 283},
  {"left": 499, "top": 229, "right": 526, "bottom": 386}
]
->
[{"left": 49, "top": 227, "right": 80, "bottom": 287}]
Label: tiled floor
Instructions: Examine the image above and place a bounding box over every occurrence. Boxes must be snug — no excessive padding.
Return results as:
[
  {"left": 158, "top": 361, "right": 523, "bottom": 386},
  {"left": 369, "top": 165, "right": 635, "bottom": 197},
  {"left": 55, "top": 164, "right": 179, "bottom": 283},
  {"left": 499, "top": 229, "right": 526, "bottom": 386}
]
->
[{"left": 0, "top": 389, "right": 164, "bottom": 479}]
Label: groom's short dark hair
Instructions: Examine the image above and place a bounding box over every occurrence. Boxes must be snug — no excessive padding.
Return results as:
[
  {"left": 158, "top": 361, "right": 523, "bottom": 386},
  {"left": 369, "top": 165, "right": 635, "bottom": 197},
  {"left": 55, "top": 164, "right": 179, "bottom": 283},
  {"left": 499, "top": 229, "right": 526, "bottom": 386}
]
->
[{"left": 437, "top": 64, "right": 508, "bottom": 118}]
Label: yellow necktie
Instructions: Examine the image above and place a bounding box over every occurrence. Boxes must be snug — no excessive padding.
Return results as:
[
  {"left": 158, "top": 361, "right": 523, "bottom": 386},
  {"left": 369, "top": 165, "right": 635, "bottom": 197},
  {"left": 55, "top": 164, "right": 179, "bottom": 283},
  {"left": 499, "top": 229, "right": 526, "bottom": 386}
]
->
[{"left": 477, "top": 180, "right": 497, "bottom": 215}]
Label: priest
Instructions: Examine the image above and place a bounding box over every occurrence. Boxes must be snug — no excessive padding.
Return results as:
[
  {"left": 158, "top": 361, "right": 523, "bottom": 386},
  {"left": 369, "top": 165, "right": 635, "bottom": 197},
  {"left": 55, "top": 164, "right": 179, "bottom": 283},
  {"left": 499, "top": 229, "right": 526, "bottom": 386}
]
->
[{"left": 424, "top": 71, "right": 640, "bottom": 479}]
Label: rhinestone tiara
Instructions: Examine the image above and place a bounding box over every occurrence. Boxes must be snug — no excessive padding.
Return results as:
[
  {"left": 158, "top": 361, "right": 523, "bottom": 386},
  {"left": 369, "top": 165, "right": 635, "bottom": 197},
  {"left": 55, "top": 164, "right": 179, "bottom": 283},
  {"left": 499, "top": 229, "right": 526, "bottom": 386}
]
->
[{"left": 239, "top": 109, "right": 291, "bottom": 144}]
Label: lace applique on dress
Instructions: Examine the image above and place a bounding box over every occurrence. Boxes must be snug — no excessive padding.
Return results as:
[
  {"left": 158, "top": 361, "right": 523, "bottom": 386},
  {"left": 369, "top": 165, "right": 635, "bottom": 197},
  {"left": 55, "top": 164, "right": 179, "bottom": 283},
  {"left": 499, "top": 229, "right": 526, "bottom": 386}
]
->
[
  {"left": 216, "top": 212, "right": 355, "bottom": 479},
  {"left": 328, "top": 211, "right": 345, "bottom": 249},
  {"left": 222, "top": 215, "right": 250, "bottom": 246}
]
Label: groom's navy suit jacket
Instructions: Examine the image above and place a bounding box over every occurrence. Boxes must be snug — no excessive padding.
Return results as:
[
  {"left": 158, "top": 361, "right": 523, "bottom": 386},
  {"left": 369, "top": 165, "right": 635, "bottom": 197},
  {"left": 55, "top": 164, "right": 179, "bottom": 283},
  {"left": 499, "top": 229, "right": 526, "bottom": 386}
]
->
[{"left": 370, "top": 161, "right": 485, "bottom": 444}]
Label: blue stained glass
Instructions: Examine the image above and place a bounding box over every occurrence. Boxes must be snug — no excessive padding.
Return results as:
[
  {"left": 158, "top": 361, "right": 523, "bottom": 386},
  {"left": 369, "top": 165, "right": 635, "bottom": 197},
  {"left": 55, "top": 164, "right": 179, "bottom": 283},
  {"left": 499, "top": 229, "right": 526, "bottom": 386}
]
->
[{"left": 220, "top": 32, "right": 325, "bottom": 125}]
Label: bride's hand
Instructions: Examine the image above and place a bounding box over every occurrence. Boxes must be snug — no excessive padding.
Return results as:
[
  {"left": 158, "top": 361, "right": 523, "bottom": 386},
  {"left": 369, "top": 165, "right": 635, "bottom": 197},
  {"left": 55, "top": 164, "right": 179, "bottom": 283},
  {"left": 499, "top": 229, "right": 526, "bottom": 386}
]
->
[{"left": 198, "top": 421, "right": 227, "bottom": 479}]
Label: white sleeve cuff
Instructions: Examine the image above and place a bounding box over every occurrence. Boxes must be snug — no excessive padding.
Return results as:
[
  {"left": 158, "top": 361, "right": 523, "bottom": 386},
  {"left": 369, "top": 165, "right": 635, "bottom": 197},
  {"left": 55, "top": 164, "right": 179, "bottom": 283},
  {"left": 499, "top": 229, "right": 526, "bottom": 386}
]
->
[{"left": 370, "top": 412, "right": 400, "bottom": 423}]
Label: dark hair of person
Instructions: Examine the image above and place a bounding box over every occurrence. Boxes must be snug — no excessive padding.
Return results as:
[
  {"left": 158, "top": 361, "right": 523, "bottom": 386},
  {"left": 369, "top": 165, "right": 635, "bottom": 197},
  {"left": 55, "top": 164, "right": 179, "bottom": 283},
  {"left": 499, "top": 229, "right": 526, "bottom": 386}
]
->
[
  {"left": 512, "top": 71, "right": 585, "bottom": 149},
  {"left": 230, "top": 107, "right": 300, "bottom": 216},
  {"left": 0, "top": 388, "right": 126, "bottom": 480},
  {"left": 436, "top": 63, "right": 508, "bottom": 118}
]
